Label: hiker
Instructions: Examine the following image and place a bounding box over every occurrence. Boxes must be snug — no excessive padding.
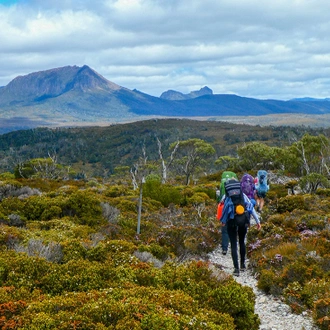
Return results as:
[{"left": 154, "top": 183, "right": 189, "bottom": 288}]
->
[
  {"left": 217, "top": 194, "right": 229, "bottom": 255},
  {"left": 220, "top": 178, "right": 261, "bottom": 276},
  {"left": 218, "top": 171, "right": 238, "bottom": 256},
  {"left": 255, "top": 170, "right": 269, "bottom": 212}
]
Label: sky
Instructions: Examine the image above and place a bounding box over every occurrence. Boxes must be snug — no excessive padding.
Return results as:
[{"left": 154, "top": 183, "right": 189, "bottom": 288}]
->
[{"left": 1, "top": 0, "right": 330, "bottom": 100}]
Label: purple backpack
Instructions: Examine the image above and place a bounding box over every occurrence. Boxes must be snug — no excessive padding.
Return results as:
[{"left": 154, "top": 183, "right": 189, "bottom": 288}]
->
[{"left": 240, "top": 174, "right": 255, "bottom": 200}]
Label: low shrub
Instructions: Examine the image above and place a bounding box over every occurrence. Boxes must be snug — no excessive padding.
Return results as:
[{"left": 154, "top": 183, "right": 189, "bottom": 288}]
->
[
  {"left": 276, "top": 195, "right": 306, "bottom": 213},
  {"left": 257, "top": 269, "right": 283, "bottom": 296},
  {"left": 208, "top": 279, "right": 260, "bottom": 330},
  {"left": 314, "top": 298, "right": 330, "bottom": 330}
]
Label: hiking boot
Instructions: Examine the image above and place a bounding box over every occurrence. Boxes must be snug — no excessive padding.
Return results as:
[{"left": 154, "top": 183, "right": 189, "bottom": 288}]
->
[
  {"left": 222, "top": 250, "right": 227, "bottom": 255},
  {"left": 233, "top": 268, "right": 240, "bottom": 276},
  {"left": 240, "top": 263, "right": 246, "bottom": 271}
]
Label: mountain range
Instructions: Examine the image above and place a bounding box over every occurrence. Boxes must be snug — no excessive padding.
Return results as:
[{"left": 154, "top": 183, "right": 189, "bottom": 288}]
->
[{"left": 1, "top": 64, "right": 330, "bottom": 134}]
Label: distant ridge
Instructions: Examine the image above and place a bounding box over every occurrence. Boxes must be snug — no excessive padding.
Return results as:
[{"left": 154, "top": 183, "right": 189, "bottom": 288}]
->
[
  {"left": 290, "top": 97, "right": 330, "bottom": 102},
  {"left": 1, "top": 65, "right": 330, "bottom": 134},
  {"left": 160, "top": 86, "right": 213, "bottom": 100}
]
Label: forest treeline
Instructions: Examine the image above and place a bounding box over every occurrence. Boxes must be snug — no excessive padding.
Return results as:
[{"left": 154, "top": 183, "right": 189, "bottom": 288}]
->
[{"left": 0, "top": 118, "right": 328, "bottom": 179}]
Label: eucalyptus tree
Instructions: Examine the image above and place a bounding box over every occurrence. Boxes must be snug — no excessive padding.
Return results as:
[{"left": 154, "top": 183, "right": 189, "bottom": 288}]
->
[
  {"left": 169, "top": 138, "right": 215, "bottom": 185},
  {"left": 236, "top": 142, "right": 276, "bottom": 171},
  {"left": 288, "top": 133, "right": 330, "bottom": 176},
  {"left": 287, "top": 133, "right": 330, "bottom": 193},
  {"left": 14, "top": 157, "right": 73, "bottom": 180}
]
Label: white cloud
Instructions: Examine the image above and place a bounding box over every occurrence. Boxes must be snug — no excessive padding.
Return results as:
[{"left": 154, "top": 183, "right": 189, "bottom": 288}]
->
[{"left": 0, "top": 0, "right": 330, "bottom": 99}]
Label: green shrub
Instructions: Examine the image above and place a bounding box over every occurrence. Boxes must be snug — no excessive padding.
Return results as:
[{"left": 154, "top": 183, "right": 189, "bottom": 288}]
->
[
  {"left": 276, "top": 195, "right": 306, "bottom": 213},
  {"left": 281, "top": 258, "right": 323, "bottom": 286},
  {"left": 267, "top": 214, "right": 286, "bottom": 226},
  {"left": 283, "top": 281, "right": 304, "bottom": 313},
  {"left": 316, "top": 188, "right": 330, "bottom": 197},
  {"left": 143, "top": 180, "right": 183, "bottom": 207},
  {"left": 258, "top": 269, "right": 283, "bottom": 296},
  {"left": 104, "top": 184, "right": 131, "bottom": 197},
  {"left": 62, "top": 190, "right": 104, "bottom": 226},
  {"left": 111, "top": 197, "right": 138, "bottom": 214},
  {"left": 0, "top": 197, "right": 25, "bottom": 216},
  {"left": 140, "top": 313, "right": 180, "bottom": 329},
  {"left": 209, "top": 279, "right": 260, "bottom": 330},
  {"left": 4, "top": 254, "right": 53, "bottom": 290},
  {"left": 61, "top": 239, "right": 87, "bottom": 263},
  {"left": 138, "top": 243, "right": 170, "bottom": 261},
  {"left": 301, "top": 279, "right": 330, "bottom": 309},
  {"left": 0, "top": 225, "right": 24, "bottom": 247}
]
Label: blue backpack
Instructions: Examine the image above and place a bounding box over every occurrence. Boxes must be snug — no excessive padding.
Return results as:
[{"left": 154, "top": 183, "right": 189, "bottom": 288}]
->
[{"left": 256, "top": 170, "right": 269, "bottom": 194}]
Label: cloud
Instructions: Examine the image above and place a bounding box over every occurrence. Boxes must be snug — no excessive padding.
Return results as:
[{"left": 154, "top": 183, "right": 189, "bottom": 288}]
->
[{"left": 1, "top": 0, "right": 330, "bottom": 100}]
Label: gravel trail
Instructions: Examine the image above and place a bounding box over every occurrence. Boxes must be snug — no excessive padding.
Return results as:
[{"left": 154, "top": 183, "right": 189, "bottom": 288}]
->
[{"left": 208, "top": 246, "right": 320, "bottom": 330}]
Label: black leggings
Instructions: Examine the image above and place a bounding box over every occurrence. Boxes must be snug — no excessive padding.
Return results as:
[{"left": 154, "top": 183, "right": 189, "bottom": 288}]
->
[{"left": 227, "top": 223, "right": 247, "bottom": 269}]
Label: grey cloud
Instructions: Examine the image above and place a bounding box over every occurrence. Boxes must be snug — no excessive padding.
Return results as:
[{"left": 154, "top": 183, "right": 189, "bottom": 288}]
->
[{"left": 1, "top": 0, "right": 330, "bottom": 99}]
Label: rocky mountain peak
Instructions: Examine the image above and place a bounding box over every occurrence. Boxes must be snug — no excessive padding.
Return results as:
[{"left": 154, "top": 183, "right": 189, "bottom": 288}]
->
[
  {"left": 0, "top": 65, "right": 122, "bottom": 104},
  {"left": 160, "top": 86, "right": 213, "bottom": 100}
]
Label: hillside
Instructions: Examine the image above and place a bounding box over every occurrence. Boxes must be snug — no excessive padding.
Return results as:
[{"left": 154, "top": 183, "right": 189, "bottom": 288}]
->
[
  {"left": 0, "top": 119, "right": 328, "bottom": 178},
  {"left": 0, "top": 120, "right": 329, "bottom": 328},
  {"left": 1, "top": 65, "right": 330, "bottom": 134},
  {"left": 0, "top": 171, "right": 328, "bottom": 328}
]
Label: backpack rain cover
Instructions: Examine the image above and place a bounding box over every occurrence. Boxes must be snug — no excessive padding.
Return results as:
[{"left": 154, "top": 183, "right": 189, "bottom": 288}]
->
[
  {"left": 257, "top": 170, "right": 269, "bottom": 194},
  {"left": 219, "top": 171, "right": 238, "bottom": 200},
  {"left": 240, "top": 173, "right": 255, "bottom": 200}
]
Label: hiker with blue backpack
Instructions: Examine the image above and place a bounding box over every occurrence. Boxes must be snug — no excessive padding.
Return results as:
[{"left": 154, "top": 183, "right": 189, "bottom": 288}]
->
[
  {"left": 255, "top": 170, "right": 269, "bottom": 212},
  {"left": 220, "top": 178, "right": 261, "bottom": 277}
]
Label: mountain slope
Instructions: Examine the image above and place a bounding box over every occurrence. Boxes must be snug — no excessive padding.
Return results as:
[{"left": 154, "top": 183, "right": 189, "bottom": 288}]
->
[
  {"left": 1, "top": 65, "right": 330, "bottom": 134},
  {"left": 0, "top": 118, "right": 326, "bottom": 177}
]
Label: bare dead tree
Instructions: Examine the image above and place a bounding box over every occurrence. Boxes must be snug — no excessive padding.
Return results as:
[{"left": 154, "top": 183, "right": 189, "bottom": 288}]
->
[
  {"left": 156, "top": 138, "right": 180, "bottom": 184},
  {"left": 157, "top": 137, "right": 167, "bottom": 184},
  {"left": 167, "top": 140, "right": 179, "bottom": 176},
  {"left": 294, "top": 142, "right": 310, "bottom": 175}
]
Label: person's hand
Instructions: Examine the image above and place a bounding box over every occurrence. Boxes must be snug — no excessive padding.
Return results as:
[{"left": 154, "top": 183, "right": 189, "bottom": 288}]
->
[
  {"left": 256, "top": 223, "right": 261, "bottom": 230},
  {"left": 221, "top": 222, "right": 226, "bottom": 227}
]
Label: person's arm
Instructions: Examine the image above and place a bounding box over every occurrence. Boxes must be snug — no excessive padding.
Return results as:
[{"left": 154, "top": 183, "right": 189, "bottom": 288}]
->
[
  {"left": 244, "top": 194, "right": 261, "bottom": 230},
  {"left": 251, "top": 208, "right": 260, "bottom": 224},
  {"left": 220, "top": 198, "right": 233, "bottom": 225}
]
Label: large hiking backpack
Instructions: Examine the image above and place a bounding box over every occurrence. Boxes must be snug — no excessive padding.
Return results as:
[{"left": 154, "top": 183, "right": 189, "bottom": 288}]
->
[
  {"left": 219, "top": 171, "right": 238, "bottom": 201},
  {"left": 240, "top": 173, "right": 255, "bottom": 200},
  {"left": 256, "top": 170, "right": 269, "bottom": 194},
  {"left": 224, "top": 179, "right": 249, "bottom": 228}
]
